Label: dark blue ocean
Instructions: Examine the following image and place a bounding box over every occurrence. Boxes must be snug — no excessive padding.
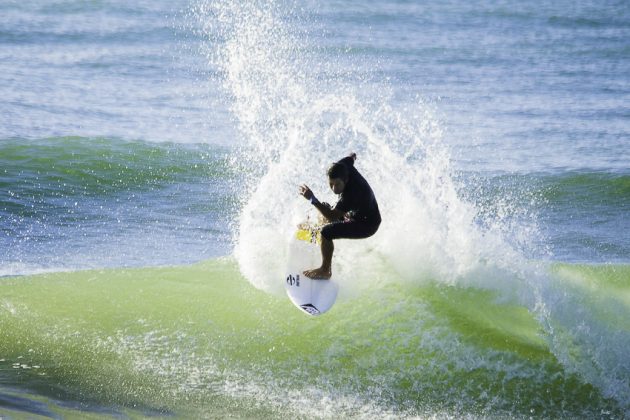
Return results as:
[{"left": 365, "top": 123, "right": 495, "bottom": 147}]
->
[{"left": 1, "top": 0, "right": 629, "bottom": 418}]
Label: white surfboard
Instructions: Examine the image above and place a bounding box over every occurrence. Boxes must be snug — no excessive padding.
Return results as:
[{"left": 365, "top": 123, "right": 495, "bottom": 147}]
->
[{"left": 285, "top": 221, "right": 338, "bottom": 316}]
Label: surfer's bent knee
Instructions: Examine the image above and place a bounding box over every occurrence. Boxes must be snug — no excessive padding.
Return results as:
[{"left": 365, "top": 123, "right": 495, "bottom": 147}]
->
[{"left": 321, "top": 220, "right": 380, "bottom": 241}]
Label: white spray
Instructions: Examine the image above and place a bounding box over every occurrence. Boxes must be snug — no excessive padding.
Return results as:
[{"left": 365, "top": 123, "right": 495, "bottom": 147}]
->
[{"left": 196, "top": 0, "right": 521, "bottom": 295}]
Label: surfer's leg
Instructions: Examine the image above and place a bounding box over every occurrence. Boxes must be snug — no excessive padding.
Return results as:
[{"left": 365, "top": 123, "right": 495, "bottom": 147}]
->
[
  {"left": 303, "top": 236, "right": 333, "bottom": 280},
  {"left": 304, "top": 220, "right": 380, "bottom": 279},
  {"left": 303, "top": 223, "right": 338, "bottom": 280},
  {"left": 320, "top": 236, "right": 333, "bottom": 274},
  {"left": 321, "top": 220, "right": 380, "bottom": 240}
]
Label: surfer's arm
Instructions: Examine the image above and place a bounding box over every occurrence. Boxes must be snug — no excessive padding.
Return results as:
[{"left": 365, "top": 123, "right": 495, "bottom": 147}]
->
[
  {"left": 312, "top": 201, "right": 344, "bottom": 222},
  {"left": 299, "top": 184, "right": 344, "bottom": 221}
]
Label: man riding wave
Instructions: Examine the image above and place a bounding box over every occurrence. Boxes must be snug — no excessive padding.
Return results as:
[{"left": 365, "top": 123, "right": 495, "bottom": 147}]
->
[{"left": 299, "top": 153, "right": 381, "bottom": 279}]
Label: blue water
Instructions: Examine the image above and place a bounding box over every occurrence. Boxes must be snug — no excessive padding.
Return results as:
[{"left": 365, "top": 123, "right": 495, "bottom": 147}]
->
[{"left": 1, "top": 0, "right": 629, "bottom": 418}]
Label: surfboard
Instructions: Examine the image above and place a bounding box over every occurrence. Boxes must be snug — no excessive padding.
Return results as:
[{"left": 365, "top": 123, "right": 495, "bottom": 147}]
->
[{"left": 285, "top": 220, "right": 338, "bottom": 316}]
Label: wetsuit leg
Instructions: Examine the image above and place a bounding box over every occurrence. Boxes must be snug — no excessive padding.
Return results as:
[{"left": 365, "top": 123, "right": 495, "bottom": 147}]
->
[{"left": 320, "top": 220, "right": 380, "bottom": 241}]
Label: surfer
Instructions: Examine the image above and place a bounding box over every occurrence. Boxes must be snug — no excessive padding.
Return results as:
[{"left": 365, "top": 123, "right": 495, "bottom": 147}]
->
[{"left": 299, "top": 153, "right": 381, "bottom": 279}]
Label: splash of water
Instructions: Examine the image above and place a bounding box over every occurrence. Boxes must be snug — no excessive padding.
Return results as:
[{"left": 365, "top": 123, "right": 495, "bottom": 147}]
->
[{"left": 196, "top": 0, "right": 524, "bottom": 294}]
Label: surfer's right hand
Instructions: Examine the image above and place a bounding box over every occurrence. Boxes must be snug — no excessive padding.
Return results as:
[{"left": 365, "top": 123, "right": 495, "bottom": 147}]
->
[{"left": 299, "top": 184, "right": 313, "bottom": 200}]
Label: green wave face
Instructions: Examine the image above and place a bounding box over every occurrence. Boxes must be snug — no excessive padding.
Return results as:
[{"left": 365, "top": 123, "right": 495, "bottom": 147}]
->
[
  {"left": 1, "top": 260, "right": 626, "bottom": 418},
  {"left": 0, "top": 137, "right": 233, "bottom": 198},
  {"left": 542, "top": 172, "right": 630, "bottom": 207}
]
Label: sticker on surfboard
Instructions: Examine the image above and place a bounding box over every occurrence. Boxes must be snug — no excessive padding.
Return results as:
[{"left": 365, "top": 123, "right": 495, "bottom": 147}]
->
[{"left": 285, "top": 220, "right": 338, "bottom": 316}]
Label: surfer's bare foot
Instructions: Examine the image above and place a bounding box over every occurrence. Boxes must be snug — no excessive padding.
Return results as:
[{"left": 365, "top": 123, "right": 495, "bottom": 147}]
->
[{"left": 303, "top": 267, "right": 331, "bottom": 280}]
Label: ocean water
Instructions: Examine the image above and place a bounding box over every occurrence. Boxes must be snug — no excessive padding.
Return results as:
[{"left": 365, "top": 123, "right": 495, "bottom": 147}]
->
[{"left": 1, "top": 0, "right": 629, "bottom": 418}]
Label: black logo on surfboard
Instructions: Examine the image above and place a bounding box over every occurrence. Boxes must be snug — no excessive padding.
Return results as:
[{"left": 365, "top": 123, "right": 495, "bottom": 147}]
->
[
  {"left": 286, "top": 274, "right": 300, "bottom": 287},
  {"left": 300, "top": 303, "right": 320, "bottom": 315}
]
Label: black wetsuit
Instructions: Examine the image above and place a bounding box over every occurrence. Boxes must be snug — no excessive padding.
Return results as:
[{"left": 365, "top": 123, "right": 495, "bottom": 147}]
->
[{"left": 320, "top": 156, "right": 381, "bottom": 241}]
